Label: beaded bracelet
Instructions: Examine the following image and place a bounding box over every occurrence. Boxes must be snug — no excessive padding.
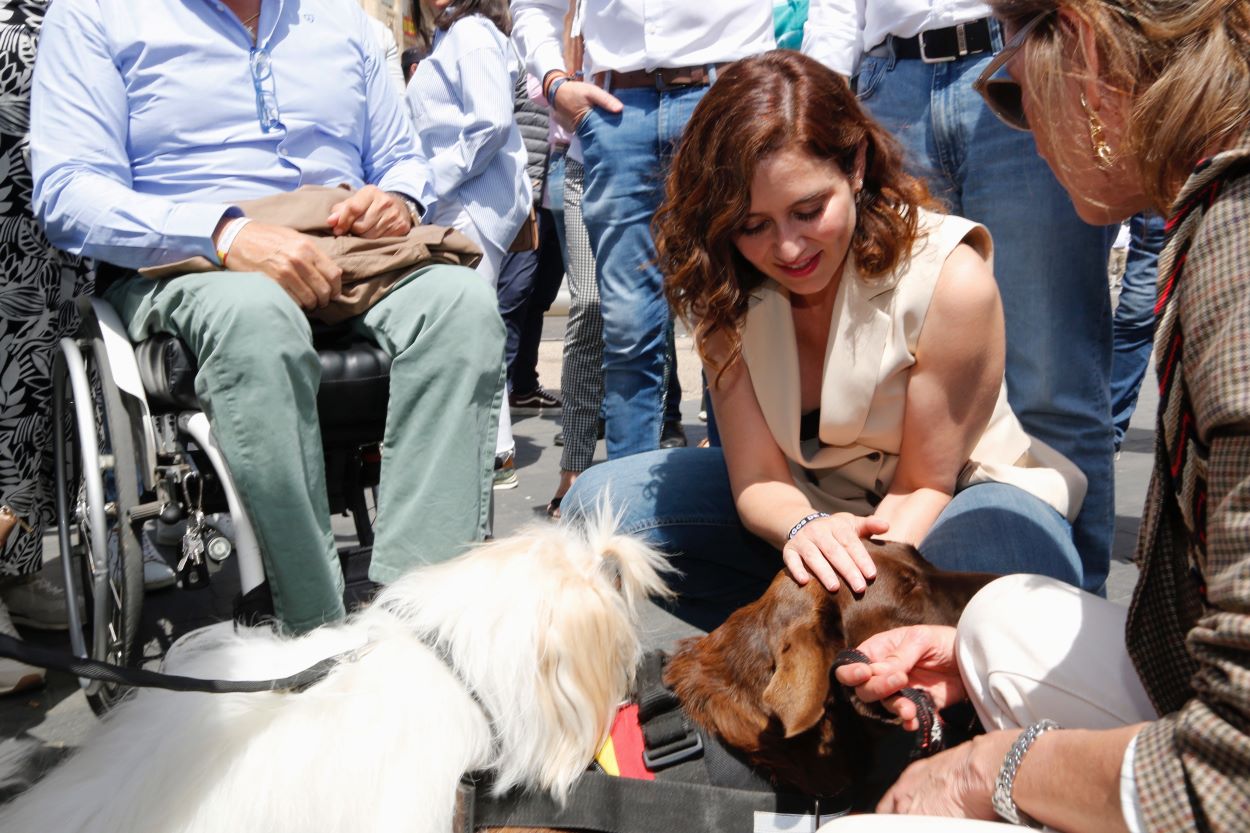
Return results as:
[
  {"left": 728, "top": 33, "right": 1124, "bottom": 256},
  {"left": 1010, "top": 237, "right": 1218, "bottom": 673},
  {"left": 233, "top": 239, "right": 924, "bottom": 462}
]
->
[{"left": 787, "top": 512, "right": 830, "bottom": 541}]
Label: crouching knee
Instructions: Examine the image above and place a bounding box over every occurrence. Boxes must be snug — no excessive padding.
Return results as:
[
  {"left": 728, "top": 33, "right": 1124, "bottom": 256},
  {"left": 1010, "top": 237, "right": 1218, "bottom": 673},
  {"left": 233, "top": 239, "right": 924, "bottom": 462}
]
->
[{"left": 955, "top": 573, "right": 1084, "bottom": 729}]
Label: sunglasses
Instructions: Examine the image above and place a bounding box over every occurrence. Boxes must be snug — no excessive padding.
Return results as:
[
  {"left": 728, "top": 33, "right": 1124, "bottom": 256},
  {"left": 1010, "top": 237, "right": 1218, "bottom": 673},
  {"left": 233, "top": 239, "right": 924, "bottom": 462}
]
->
[
  {"left": 250, "top": 47, "right": 285, "bottom": 134},
  {"left": 973, "top": 11, "right": 1055, "bottom": 131}
]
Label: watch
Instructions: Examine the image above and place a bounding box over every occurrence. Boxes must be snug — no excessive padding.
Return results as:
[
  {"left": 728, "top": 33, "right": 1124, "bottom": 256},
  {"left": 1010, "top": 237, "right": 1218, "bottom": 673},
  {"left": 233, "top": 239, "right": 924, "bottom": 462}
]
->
[{"left": 389, "top": 192, "right": 421, "bottom": 227}]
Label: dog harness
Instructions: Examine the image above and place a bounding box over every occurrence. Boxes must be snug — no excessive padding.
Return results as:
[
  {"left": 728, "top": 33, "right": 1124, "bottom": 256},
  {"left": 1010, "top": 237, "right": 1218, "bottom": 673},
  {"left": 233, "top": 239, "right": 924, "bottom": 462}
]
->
[{"left": 468, "top": 651, "right": 850, "bottom": 833}]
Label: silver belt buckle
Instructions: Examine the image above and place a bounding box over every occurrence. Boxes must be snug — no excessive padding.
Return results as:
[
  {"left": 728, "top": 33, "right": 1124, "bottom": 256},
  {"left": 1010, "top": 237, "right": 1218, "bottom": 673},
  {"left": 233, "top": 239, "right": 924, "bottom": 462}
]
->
[{"left": 919, "top": 27, "right": 959, "bottom": 63}]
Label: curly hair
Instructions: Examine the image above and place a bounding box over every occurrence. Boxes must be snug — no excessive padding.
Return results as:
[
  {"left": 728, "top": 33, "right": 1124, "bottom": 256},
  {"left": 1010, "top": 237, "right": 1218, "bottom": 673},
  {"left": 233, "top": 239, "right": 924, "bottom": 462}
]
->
[{"left": 655, "top": 51, "right": 935, "bottom": 384}]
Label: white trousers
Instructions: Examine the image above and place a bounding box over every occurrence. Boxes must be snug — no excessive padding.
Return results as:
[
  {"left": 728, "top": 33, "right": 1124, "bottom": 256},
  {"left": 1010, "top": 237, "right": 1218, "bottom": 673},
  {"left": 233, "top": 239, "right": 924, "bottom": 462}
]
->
[{"left": 819, "top": 574, "right": 1157, "bottom": 832}]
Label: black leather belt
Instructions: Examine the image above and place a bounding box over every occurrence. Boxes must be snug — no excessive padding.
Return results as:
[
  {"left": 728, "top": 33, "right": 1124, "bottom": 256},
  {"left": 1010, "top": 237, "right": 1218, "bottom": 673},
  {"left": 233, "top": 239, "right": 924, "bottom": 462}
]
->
[
  {"left": 594, "top": 63, "right": 729, "bottom": 92},
  {"left": 888, "top": 17, "right": 995, "bottom": 62}
]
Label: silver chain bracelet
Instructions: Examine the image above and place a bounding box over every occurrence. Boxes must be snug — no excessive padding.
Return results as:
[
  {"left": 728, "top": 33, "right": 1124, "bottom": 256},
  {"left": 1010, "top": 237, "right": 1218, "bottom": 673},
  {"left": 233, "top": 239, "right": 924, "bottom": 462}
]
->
[{"left": 992, "top": 718, "right": 1061, "bottom": 827}]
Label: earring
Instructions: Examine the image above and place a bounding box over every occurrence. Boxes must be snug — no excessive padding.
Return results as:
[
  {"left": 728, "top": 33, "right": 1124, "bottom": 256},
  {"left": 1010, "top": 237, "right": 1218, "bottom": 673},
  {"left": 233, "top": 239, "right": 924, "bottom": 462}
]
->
[{"left": 1080, "top": 93, "right": 1114, "bottom": 171}]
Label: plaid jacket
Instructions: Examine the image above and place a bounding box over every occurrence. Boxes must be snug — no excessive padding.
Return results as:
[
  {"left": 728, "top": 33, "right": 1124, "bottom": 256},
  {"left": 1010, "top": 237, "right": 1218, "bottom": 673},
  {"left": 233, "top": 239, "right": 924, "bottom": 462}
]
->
[{"left": 1126, "top": 132, "right": 1250, "bottom": 833}]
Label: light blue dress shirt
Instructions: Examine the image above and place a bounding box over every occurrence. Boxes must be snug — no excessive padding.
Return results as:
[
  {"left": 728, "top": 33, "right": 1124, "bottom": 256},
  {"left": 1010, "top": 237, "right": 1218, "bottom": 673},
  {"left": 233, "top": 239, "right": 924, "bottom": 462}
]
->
[
  {"left": 30, "top": 0, "right": 435, "bottom": 269},
  {"left": 405, "top": 15, "right": 530, "bottom": 257}
]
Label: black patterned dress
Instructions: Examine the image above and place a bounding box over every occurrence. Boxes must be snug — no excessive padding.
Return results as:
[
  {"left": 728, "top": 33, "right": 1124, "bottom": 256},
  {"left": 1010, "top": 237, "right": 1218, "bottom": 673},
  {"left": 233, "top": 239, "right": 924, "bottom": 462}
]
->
[{"left": 0, "top": 0, "right": 92, "bottom": 577}]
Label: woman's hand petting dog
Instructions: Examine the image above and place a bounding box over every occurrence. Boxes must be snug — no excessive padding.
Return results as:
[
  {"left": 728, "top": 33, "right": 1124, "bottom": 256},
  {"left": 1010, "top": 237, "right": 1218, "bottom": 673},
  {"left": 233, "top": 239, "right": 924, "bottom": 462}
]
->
[
  {"left": 781, "top": 512, "right": 888, "bottom": 593},
  {"left": 833, "top": 624, "right": 967, "bottom": 732}
]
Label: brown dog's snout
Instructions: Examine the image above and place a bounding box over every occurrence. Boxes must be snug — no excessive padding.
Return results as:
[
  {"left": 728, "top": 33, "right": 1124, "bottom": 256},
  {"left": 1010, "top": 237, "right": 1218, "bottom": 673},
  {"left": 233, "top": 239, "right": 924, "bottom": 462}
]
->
[{"left": 663, "top": 539, "right": 996, "bottom": 797}]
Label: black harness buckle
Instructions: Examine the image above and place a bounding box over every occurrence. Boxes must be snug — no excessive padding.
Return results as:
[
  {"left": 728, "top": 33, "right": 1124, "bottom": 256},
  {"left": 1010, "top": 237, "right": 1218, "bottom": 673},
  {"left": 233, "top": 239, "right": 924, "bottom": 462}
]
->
[{"left": 642, "top": 728, "right": 704, "bottom": 771}]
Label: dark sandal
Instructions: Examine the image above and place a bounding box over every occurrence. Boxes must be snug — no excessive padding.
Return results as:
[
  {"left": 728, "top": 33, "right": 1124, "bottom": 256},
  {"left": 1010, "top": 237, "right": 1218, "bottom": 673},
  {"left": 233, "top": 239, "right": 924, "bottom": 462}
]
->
[{"left": 545, "top": 495, "right": 563, "bottom": 520}]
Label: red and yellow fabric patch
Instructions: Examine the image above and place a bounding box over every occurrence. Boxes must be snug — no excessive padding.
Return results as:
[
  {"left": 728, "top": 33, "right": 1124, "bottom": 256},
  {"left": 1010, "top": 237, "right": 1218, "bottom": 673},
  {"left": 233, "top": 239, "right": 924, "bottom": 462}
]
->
[{"left": 595, "top": 703, "right": 654, "bottom": 781}]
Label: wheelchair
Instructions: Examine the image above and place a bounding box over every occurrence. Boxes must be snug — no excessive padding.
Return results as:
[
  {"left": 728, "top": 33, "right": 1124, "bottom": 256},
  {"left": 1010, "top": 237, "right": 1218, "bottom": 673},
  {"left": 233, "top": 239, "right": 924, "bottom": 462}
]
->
[{"left": 52, "top": 295, "right": 394, "bottom": 714}]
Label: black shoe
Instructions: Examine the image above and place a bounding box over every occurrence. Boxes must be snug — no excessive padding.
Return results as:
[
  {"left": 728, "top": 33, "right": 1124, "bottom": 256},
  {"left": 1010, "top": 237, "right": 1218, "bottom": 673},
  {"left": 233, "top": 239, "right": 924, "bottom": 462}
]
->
[
  {"left": 659, "top": 421, "right": 687, "bottom": 449},
  {"left": 554, "top": 418, "right": 604, "bottom": 447},
  {"left": 509, "top": 386, "right": 561, "bottom": 411}
]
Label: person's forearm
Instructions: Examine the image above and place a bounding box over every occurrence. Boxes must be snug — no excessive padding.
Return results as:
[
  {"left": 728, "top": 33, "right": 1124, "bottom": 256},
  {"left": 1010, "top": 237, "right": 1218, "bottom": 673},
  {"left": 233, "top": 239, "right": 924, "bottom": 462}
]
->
[
  {"left": 510, "top": 0, "right": 570, "bottom": 80},
  {"left": 1013, "top": 724, "right": 1146, "bottom": 833},
  {"left": 802, "top": 0, "right": 865, "bottom": 77},
  {"left": 735, "top": 480, "right": 828, "bottom": 551},
  {"left": 872, "top": 487, "right": 952, "bottom": 547},
  {"left": 34, "top": 165, "right": 235, "bottom": 268},
  {"left": 29, "top": 0, "right": 234, "bottom": 268}
]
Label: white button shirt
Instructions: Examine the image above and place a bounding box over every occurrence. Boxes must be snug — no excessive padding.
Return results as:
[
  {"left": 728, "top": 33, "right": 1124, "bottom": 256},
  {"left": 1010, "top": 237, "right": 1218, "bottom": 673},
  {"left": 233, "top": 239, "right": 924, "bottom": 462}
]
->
[
  {"left": 802, "top": 0, "right": 992, "bottom": 77},
  {"left": 511, "top": 0, "right": 775, "bottom": 80}
]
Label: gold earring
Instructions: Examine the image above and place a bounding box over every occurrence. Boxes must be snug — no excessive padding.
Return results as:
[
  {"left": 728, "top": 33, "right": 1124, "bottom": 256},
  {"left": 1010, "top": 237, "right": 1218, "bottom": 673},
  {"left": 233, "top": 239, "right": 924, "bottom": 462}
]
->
[{"left": 1080, "top": 93, "right": 1114, "bottom": 171}]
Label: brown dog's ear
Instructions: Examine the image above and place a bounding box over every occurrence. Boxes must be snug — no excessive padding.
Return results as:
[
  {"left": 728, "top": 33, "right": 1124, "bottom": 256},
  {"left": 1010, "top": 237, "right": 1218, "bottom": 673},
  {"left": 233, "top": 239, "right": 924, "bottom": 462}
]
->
[{"left": 760, "top": 582, "right": 838, "bottom": 738}]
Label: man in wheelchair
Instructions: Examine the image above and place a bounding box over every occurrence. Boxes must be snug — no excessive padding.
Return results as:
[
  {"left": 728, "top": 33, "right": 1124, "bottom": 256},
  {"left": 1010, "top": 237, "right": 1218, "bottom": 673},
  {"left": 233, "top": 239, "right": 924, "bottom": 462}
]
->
[{"left": 28, "top": 0, "right": 505, "bottom": 634}]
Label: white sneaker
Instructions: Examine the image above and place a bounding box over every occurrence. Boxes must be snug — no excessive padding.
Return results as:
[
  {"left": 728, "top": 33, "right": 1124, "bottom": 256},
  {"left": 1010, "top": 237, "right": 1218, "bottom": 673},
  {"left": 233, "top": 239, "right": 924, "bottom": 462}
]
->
[
  {"left": 493, "top": 451, "right": 519, "bottom": 491},
  {"left": 0, "top": 599, "right": 45, "bottom": 695},
  {"left": 2, "top": 575, "right": 68, "bottom": 632}
]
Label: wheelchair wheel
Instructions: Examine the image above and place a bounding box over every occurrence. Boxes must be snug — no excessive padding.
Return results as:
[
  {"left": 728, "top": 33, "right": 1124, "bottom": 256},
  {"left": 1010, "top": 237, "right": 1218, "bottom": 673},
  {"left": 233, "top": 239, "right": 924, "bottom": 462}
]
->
[{"left": 53, "top": 334, "right": 145, "bottom": 715}]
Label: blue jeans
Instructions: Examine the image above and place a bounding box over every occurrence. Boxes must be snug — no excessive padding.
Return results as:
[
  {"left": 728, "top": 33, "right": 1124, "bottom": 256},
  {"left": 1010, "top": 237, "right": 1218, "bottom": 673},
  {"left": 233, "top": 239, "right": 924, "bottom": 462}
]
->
[
  {"left": 856, "top": 45, "right": 1115, "bottom": 594},
  {"left": 548, "top": 148, "right": 568, "bottom": 257},
  {"left": 497, "top": 207, "right": 564, "bottom": 393},
  {"left": 1110, "top": 212, "right": 1166, "bottom": 448},
  {"left": 563, "top": 449, "right": 1082, "bottom": 631},
  {"left": 576, "top": 85, "right": 708, "bottom": 458}
]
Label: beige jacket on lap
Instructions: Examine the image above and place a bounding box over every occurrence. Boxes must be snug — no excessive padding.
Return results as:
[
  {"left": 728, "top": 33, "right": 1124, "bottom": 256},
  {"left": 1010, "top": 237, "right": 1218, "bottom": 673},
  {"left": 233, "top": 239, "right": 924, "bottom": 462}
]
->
[{"left": 140, "top": 185, "right": 482, "bottom": 324}]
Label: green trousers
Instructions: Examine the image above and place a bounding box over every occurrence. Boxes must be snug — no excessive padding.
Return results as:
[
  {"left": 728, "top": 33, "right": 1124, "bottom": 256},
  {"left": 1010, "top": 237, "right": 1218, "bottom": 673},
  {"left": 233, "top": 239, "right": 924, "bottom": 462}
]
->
[{"left": 105, "top": 266, "right": 505, "bottom": 633}]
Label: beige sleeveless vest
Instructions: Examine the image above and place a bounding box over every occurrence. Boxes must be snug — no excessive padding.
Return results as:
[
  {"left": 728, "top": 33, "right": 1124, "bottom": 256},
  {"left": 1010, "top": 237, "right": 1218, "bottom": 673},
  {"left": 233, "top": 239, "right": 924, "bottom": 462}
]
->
[{"left": 739, "top": 210, "right": 1087, "bottom": 522}]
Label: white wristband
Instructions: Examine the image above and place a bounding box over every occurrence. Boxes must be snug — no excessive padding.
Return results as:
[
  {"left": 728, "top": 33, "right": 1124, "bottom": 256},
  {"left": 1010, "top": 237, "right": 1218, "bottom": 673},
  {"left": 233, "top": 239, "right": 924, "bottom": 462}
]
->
[{"left": 215, "top": 216, "right": 252, "bottom": 265}]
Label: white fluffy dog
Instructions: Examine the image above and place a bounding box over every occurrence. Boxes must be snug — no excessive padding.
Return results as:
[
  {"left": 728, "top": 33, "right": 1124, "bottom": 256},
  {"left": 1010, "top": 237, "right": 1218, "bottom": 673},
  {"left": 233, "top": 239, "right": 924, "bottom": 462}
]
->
[{"left": 0, "top": 518, "right": 672, "bottom": 833}]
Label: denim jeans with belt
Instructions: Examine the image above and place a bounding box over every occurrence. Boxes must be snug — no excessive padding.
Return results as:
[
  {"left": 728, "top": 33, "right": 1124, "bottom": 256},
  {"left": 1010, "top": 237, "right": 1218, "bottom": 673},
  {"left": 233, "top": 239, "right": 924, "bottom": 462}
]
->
[
  {"left": 855, "top": 38, "right": 1115, "bottom": 594},
  {"left": 575, "top": 84, "right": 707, "bottom": 459},
  {"left": 563, "top": 448, "right": 1083, "bottom": 632},
  {"left": 1110, "top": 212, "right": 1166, "bottom": 449}
]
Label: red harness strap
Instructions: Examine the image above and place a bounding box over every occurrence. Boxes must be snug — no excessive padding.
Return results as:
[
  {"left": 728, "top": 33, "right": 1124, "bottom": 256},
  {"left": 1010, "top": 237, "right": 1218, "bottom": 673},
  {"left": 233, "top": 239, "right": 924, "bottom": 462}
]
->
[{"left": 595, "top": 703, "right": 656, "bottom": 780}]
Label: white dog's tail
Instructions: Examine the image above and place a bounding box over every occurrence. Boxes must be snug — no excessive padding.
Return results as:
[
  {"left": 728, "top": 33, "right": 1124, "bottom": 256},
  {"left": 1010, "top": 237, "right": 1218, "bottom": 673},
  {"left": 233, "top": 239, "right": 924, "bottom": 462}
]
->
[{"left": 579, "top": 502, "right": 677, "bottom": 616}]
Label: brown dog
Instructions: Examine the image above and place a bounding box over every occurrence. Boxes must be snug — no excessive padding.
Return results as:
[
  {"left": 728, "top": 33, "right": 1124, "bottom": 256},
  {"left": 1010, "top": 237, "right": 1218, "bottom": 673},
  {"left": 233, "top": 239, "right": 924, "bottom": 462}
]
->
[
  {"left": 663, "top": 540, "right": 995, "bottom": 798},
  {"left": 486, "top": 541, "right": 994, "bottom": 829}
]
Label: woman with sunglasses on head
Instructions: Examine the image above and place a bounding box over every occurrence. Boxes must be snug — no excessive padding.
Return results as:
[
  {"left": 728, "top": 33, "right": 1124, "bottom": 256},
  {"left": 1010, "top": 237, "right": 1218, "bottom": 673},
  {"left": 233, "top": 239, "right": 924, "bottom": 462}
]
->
[
  {"left": 824, "top": 3, "right": 1250, "bottom": 831},
  {"left": 564, "top": 49, "right": 1090, "bottom": 632}
]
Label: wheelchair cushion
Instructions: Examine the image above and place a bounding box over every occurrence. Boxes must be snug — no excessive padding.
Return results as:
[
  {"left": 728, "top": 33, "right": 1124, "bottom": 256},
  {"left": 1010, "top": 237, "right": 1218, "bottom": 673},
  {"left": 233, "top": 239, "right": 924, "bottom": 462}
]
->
[{"left": 135, "top": 333, "right": 392, "bottom": 429}]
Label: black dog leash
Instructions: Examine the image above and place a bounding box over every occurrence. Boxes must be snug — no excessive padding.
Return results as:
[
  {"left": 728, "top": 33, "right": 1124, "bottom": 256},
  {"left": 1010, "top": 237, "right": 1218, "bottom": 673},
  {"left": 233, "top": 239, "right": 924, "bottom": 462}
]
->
[
  {"left": 833, "top": 648, "right": 945, "bottom": 758},
  {"left": 0, "top": 632, "right": 352, "bottom": 694}
]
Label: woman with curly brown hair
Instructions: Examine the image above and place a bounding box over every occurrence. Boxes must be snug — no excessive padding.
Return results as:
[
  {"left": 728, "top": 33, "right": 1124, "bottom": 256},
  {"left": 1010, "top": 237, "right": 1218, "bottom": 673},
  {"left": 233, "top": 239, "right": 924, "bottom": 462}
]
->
[{"left": 564, "top": 50, "right": 1086, "bottom": 630}]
